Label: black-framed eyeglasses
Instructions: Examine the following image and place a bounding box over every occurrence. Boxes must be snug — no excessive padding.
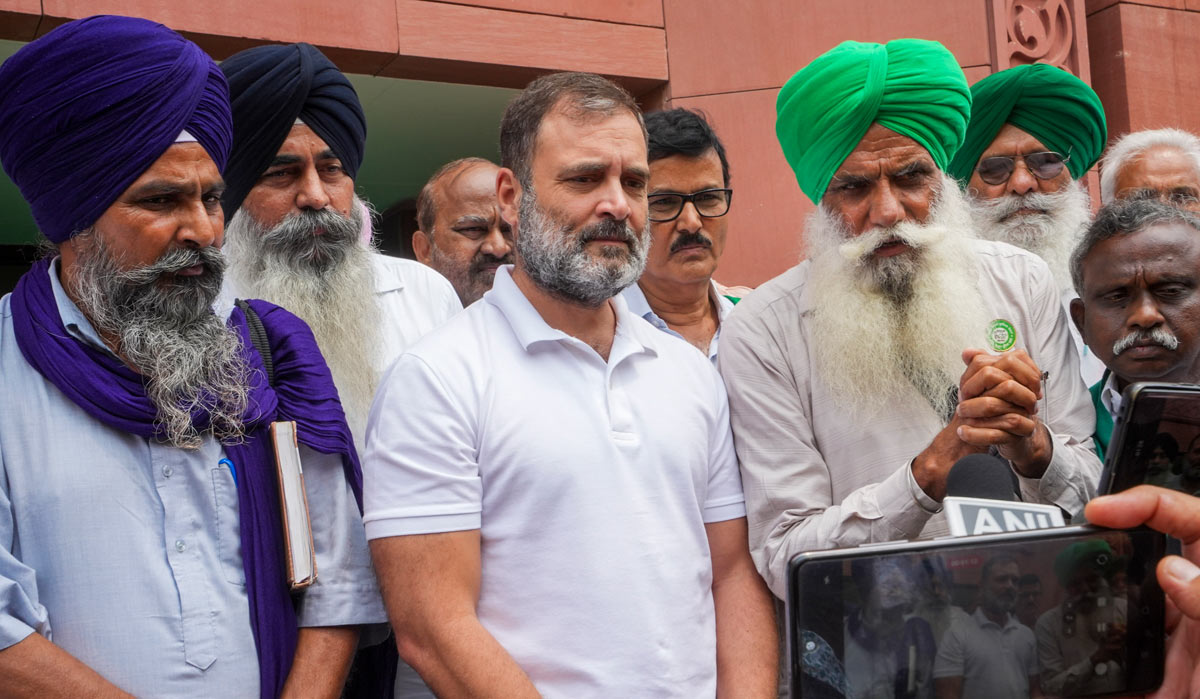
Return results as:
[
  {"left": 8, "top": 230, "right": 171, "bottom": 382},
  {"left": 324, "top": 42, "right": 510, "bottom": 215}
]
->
[
  {"left": 975, "top": 151, "right": 1069, "bottom": 185},
  {"left": 647, "top": 188, "right": 733, "bottom": 222}
]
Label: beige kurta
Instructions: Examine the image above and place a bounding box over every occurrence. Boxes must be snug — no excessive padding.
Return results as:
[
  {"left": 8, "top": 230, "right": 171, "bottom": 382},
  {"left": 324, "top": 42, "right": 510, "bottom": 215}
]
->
[{"left": 718, "top": 239, "right": 1100, "bottom": 597}]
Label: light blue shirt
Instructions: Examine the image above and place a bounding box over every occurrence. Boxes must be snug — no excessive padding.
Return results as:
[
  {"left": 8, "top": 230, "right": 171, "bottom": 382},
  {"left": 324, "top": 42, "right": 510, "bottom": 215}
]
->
[
  {"left": 0, "top": 261, "right": 385, "bottom": 696},
  {"left": 620, "top": 281, "right": 735, "bottom": 363}
]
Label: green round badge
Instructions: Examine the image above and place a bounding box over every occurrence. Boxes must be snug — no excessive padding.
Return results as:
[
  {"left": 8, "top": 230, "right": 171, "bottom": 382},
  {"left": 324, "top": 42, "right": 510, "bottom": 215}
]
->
[{"left": 987, "top": 319, "right": 1017, "bottom": 352}]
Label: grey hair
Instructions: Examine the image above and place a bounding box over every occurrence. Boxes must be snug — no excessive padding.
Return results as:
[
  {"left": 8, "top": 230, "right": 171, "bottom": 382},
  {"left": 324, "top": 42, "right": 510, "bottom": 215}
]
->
[
  {"left": 1071, "top": 198, "right": 1200, "bottom": 295},
  {"left": 1100, "top": 128, "right": 1200, "bottom": 204},
  {"left": 499, "top": 71, "right": 645, "bottom": 188}
]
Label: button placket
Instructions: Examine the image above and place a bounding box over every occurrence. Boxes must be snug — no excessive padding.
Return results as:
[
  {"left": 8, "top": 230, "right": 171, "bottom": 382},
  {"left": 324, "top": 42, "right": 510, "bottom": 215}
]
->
[{"left": 149, "top": 442, "right": 219, "bottom": 670}]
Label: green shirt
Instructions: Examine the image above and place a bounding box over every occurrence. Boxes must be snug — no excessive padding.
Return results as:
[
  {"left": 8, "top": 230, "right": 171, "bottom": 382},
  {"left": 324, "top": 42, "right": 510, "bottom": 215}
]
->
[{"left": 1089, "top": 369, "right": 1113, "bottom": 462}]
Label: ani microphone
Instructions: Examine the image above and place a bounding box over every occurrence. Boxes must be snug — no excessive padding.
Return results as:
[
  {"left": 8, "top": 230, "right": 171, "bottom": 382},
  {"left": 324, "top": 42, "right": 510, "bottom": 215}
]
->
[{"left": 943, "top": 454, "right": 1064, "bottom": 535}]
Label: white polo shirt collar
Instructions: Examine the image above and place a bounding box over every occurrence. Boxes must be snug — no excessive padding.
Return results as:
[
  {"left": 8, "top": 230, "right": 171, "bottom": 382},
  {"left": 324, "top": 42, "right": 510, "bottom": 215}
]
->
[{"left": 486, "top": 265, "right": 658, "bottom": 362}]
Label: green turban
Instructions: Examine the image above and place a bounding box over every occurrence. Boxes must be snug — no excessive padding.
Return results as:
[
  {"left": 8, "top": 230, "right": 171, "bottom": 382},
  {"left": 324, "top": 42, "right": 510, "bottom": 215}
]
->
[
  {"left": 1053, "top": 540, "right": 1114, "bottom": 585},
  {"left": 948, "top": 63, "right": 1107, "bottom": 184},
  {"left": 775, "top": 39, "right": 971, "bottom": 204}
]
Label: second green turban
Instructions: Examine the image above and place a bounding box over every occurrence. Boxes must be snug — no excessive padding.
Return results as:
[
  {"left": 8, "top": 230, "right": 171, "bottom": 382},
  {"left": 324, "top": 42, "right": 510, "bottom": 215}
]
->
[{"left": 948, "top": 63, "right": 1107, "bottom": 184}]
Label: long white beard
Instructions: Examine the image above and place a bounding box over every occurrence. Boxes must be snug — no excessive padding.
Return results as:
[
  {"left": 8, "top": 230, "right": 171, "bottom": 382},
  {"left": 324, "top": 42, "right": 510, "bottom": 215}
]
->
[
  {"left": 224, "top": 198, "right": 382, "bottom": 442},
  {"left": 805, "top": 176, "right": 989, "bottom": 420},
  {"left": 969, "top": 179, "right": 1092, "bottom": 292}
]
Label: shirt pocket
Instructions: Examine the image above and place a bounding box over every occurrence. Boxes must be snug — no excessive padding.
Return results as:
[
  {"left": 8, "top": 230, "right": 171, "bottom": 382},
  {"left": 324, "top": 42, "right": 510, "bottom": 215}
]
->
[{"left": 210, "top": 467, "right": 245, "bottom": 586}]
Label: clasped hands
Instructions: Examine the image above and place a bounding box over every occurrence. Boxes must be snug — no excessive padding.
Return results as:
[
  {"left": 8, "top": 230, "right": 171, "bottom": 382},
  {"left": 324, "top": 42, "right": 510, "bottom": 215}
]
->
[
  {"left": 915, "top": 348, "right": 1053, "bottom": 500},
  {"left": 954, "top": 347, "right": 1053, "bottom": 474}
]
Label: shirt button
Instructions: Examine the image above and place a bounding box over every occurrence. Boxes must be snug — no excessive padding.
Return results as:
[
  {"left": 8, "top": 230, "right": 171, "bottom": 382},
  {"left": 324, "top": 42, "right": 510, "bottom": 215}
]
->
[
  {"left": 175, "top": 540, "right": 186, "bottom": 552},
  {"left": 162, "top": 466, "right": 173, "bottom": 478}
]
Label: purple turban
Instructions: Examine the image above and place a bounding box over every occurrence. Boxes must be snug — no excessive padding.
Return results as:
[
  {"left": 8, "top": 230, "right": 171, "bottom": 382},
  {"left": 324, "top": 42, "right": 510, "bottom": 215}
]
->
[
  {"left": 0, "top": 15, "right": 231, "bottom": 244},
  {"left": 220, "top": 43, "right": 367, "bottom": 217}
]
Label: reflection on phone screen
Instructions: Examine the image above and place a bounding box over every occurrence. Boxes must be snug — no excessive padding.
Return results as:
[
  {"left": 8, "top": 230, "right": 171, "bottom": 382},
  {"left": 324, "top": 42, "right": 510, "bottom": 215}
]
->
[
  {"left": 1106, "top": 385, "right": 1200, "bottom": 495},
  {"left": 790, "top": 530, "right": 1164, "bottom": 699}
]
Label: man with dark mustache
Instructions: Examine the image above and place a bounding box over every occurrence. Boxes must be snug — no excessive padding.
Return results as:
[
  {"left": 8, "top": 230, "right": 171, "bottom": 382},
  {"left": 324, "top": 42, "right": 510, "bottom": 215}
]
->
[
  {"left": 413, "top": 157, "right": 514, "bottom": 306},
  {"left": 1070, "top": 199, "right": 1200, "bottom": 460},
  {"left": 622, "top": 108, "right": 735, "bottom": 361},
  {"left": 219, "top": 42, "right": 461, "bottom": 448},
  {"left": 0, "top": 16, "right": 382, "bottom": 697}
]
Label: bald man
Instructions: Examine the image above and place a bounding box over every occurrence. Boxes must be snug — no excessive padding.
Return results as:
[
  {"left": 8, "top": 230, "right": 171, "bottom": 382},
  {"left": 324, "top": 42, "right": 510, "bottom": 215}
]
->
[{"left": 413, "top": 157, "right": 513, "bottom": 306}]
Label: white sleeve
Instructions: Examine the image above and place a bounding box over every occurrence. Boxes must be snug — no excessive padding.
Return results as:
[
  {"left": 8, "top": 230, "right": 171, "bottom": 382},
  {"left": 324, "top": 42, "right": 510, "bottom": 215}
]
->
[
  {"left": 932, "top": 624, "right": 965, "bottom": 679},
  {"left": 702, "top": 365, "right": 746, "bottom": 524},
  {"left": 362, "top": 353, "right": 482, "bottom": 539}
]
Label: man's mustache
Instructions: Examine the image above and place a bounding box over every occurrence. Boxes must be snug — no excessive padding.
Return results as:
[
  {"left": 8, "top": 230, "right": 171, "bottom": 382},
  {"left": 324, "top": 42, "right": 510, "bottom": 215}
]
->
[
  {"left": 470, "top": 252, "right": 514, "bottom": 274},
  {"left": 266, "top": 208, "right": 358, "bottom": 243},
  {"left": 579, "top": 217, "right": 638, "bottom": 245},
  {"left": 1113, "top": 327, "right": 1180, "bottom": 355},
  {"left": 975, "top": 191, "right": 1062, "bottom": 223},
  {"left": 121, "top": 245, "right": 224, "bottom": 285},
  {"left": 839, "top": 219, "right": 929, "bottom": 263},
  {"left": 669, "top": 231, "right": 713, "bottom": 254}
]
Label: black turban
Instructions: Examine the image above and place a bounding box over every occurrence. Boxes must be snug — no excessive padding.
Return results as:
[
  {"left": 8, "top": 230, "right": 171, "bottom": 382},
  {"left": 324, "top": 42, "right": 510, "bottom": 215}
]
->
[{"left": 220, "top": 42, "right": 366, "bottom": 217}]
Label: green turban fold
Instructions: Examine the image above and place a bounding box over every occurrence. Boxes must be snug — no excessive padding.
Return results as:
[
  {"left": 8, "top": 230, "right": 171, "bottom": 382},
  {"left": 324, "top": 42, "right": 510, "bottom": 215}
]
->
[
  {"left": 775, "top": 39, "right": 971, "bottom": 204},
  {"left": 948, "top": 63, "right": 1107, "bottom": 184}
]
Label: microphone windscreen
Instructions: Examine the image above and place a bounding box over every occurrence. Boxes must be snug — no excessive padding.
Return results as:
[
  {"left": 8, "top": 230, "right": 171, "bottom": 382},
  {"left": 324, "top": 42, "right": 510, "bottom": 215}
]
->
[{"left": 945, "top": 453, "right": 1020, "bottom": 501}]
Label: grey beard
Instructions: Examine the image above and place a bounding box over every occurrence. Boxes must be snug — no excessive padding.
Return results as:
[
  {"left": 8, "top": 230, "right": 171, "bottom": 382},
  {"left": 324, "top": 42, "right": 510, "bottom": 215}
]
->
[
  {"left": 68, "top": 230, "right": 250, "bottom": 449},
  {"left": 515, "top": 187, "right": 649, "bottom": 307},
  {"left": 223, "top": 200, "right": 381, "bottom": 444},
  {"left": 869, "top": 253, "right": 921, "bottom": 304},
  {"left": 969, "top": 179, "right": 1092, "bottom": 292}
]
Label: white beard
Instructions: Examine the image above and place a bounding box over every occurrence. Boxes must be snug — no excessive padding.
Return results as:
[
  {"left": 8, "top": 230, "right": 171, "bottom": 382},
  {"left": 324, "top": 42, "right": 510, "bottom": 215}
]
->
[
  {"left": 969, "top": 178, "right": 1092, "bottom": 292},
  {"left": 805, "top": 176, "right": 990, "bottom": 420},
  {"left": 224, "top": 198, "right": 382, "bottom": 443}
]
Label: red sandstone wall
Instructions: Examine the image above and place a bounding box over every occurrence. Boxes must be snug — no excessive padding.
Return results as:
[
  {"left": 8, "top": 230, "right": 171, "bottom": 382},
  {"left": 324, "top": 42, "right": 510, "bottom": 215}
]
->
[
  {"left": 0, "top": 0, "right": 669, "bottom": 91},
  {"left": 661, "top": 1, "right": 1001, "bottom": 286},
  {"left": 1087, "top": 0, "right": 1200, "bottom": 144},
  {"left": 2, "top": 1, "right": 1178, "bottom": 288}
]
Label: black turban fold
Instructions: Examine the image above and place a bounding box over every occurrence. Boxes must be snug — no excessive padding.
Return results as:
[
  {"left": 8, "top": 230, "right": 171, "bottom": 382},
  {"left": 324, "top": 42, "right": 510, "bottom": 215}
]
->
[{"left": 220, "top": 43, "right": 367, "bottom": 217}]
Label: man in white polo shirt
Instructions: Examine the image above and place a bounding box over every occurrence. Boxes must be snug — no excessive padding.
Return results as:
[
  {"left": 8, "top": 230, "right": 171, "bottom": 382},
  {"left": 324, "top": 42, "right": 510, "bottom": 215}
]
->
[
  {"left": 363, "top": 71, "right": 777, "bottom": 698},
  {"left": 933, "top": 555, "right": 1038, "bottom": 698}
]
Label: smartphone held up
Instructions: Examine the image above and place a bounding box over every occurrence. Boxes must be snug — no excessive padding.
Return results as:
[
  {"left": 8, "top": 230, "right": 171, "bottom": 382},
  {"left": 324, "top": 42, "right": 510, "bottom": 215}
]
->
[{"left": 786, "top": 527, "right": 1166, "bottom": 699}]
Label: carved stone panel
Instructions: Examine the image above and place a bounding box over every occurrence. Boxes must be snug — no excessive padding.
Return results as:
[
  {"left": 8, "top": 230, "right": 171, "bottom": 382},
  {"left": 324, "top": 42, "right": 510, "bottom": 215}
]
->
[{"left": 988, "top": 0, "right": 1091, "bottom": 81}]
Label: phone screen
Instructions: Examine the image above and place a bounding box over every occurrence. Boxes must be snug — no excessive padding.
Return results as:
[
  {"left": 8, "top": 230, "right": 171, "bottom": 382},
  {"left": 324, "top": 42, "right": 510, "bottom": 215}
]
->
[
  {"left": 787, "top": 528, "right": 1165, "bottom": 699},
  {"left": 1104, "top": 384, "right": 1200, "bottom": 495}
]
